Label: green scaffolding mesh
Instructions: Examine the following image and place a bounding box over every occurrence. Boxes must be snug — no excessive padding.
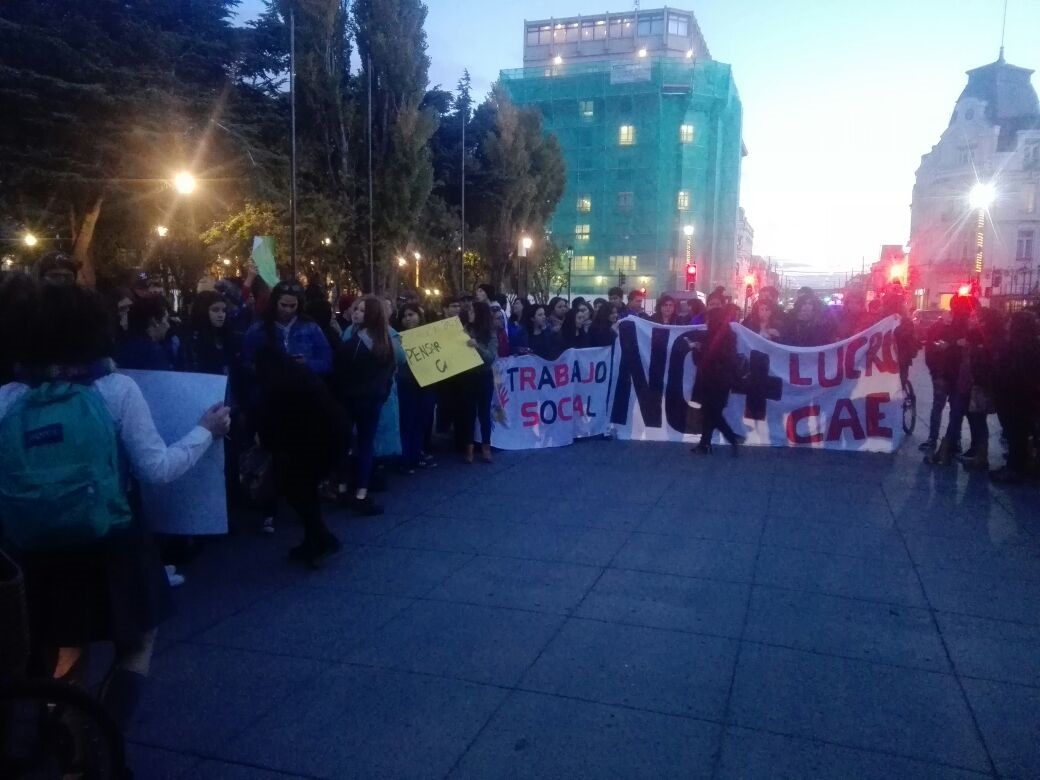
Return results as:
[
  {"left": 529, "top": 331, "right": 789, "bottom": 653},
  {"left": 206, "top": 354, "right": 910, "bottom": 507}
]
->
[{"left": 501, "top": 58, "right": 743, "bottom": 298}]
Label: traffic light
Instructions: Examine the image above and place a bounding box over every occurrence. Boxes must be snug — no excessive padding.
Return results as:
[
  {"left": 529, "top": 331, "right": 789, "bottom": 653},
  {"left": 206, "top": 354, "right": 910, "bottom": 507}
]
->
[{"left": 684, "top": 263, "right": 697, "bottom": 291}]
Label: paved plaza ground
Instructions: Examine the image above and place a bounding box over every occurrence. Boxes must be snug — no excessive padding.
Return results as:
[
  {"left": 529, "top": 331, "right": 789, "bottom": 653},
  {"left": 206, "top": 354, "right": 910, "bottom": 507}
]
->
[{"left": 126, "top": 371, "right": 1039, "bottom": 779}]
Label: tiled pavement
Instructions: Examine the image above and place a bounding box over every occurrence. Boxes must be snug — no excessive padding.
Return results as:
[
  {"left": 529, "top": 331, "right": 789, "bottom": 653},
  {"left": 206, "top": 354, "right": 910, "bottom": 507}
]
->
[{"left": 125, "top": 371, "right": 1039, "bottom": 779}]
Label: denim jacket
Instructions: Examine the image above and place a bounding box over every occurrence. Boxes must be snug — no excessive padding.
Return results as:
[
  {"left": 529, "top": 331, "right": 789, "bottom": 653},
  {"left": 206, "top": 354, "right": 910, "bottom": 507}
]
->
[{"left": 242, "top": 317, "right": 333, "bottom": 377}]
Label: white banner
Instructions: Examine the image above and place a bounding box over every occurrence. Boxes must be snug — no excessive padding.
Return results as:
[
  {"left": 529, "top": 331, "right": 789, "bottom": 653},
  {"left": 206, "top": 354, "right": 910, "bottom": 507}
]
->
[
  {"left": 609, "top": 316, "right": 905, "bottom": 452},
  {"left": 490, "top": 347, "right": 614, "bottom": 450},
  {"left": 123, "top": 370, "right": 229, "bottom": 535}
]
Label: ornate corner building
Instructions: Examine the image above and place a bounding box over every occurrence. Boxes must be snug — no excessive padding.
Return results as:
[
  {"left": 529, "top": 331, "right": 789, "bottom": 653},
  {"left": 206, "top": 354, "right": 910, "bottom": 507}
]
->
[{"left": 909, "top": 53, "right": 1040, "bottom": 310}]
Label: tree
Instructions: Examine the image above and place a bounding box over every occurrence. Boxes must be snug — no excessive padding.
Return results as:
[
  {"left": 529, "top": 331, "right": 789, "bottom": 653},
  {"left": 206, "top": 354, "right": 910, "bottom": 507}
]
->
[
  {"left": 351, "top": 0, "right": 437, "bottom": 292},
  {"left": 0, "top": 0, "right": 251, "bottom": 286},
  {"left": 467, "top": 85, "right": 565, "bottom": 292},
  {"left": 528, "top": 241, "right": 567, "bottom": 303}
]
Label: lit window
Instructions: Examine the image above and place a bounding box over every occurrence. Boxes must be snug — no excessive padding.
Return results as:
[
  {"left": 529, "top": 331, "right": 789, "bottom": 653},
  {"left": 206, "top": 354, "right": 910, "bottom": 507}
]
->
[
  {"left": 572, "top": 255, "right": 596, "bottom": 271},
  {"left": 577, "top": 195, "right": 592, "bottom": 213},
  {"left": 680, "top": 124, "right": 695, "bottom": 144},
  {"left": 677, "top": 190, "right": 690, "bottom": 210},
  {"left": 575, "top": 224, "right": 591, "bottom": 241},
  {"left": 1017, "top": 230, "right": 1035, "bottom": 263},
  {"left": 616, "top": 191, "right": 634, "bottom": 210},
  {"left": 553, "top": 23, "right": 566, "bottom": 43},
  {"left": 1025, "top": 189, "right": 1037, "bottom": 214},
  {"left": 668, "top": 15, "right": 689, "bottom": 36},
  {"left": 579, "top": 100, "right": 594, "bottom": 118},
  {"left": 594, "top": 20, "right": 607, "bottom": 39},
  {"left": 566, "top": 22, "right": 580, "bottom": 42},
  {"left": 609, "top": 255, "right": 638, "bottom": 271},
  {"left": 526, "top": 27, "right": 540, "bottom": 46},
  {"left": 619, "top": 125, "right": 636, "bottom": 146}
]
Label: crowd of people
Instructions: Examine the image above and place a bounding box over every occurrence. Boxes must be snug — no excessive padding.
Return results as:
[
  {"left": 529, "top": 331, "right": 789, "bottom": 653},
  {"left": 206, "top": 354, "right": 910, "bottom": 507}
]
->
[{"left": 1, "top": 249, "right": 1039, "bottom": 742}]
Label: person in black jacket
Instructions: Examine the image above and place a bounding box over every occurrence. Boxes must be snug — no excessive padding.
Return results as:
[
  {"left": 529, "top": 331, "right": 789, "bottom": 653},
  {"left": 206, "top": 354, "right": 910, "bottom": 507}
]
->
[
  {"left": 561, "top": 301, "right": 593, "bottom": 350},
  {"left": 180, "top": 291, "right": 241, "bottom": 378},
  {"left": 589, "top": 302, "right": 620, "bottom": 346},
  {"left": 687, "top": 306, "right": 744, "bottom": 455},
  {"left": 523, "top": 303, "right": 562, "bottom": 360},
  {"left": 991, "top": 310, "right": 1040, "bottom": 483},
  {"left": 926, "top": 295, "right": 976, "bottom": 465},
  {"left": 333, "top": 294, "right": 396, "bottom": 515},
  {"left": 255, "top": 346, "right": 343, "bottom": 567}
]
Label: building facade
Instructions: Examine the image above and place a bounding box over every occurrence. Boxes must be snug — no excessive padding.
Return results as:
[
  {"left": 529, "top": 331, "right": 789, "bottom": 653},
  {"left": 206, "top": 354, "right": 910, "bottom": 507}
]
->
[
  {"left": 909, "top": 54, "right": 1040, "bottom": 310},
  {"left": 501, "top": 7, "right": 744, "bottom": 299}
]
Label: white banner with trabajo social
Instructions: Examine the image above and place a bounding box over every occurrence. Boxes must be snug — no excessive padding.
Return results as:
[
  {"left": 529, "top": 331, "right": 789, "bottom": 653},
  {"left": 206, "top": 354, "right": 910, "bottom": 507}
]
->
[
  {"left": 609, "top": 316, "right": 905, "bottom": 453},
  {"left": 490, "top": 347, "right": 614, "bottom": 450}
]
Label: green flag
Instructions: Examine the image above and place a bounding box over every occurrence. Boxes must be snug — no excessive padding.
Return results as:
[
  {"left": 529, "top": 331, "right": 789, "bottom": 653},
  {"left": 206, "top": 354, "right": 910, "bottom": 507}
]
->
[{"left": 251, "top": 236, "right": 278, "bottom": 287}]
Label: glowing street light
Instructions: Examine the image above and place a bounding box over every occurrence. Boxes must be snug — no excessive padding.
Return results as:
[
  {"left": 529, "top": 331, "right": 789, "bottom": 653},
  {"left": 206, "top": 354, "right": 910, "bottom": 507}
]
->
[
  {"left": 521, "top": 236, "right": 533, "bottom": 251},
  {"left": 968, "top": 182, "right": 996, "bottom": 210},
  {"left": 322, "top": 237, "right": 332, "bottom": 247},
  {"left": 23, "top": 232, "right": 38, "bottom": 247},
  {"left": 686, "top": 49, "right": 694, "bottom": 59},
  {"left": 155, "top": 225, "right": 169, "bottom": 238},
  {"left": 222, "top": 257, "right": 232, "bottom": 266},
  {"left": 397, "top": 256, "right": 407, "bottom": 268},
  {"left": 637, "top": 48, "right": 648, "bottom": 58},
  {"left": 173, "top": 171, "right": 197, "bottom": 195},
  {"left": 553, "top": 55, "right": 563, "bottom": 66},
  {"left": 682, "top": 225, "right": 694, "bottom": 237}
]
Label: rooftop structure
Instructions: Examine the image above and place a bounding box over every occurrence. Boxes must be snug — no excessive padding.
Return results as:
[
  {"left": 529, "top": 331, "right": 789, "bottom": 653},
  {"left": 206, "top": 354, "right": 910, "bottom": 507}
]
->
[{"left": 524, "top": 8, "right": 711, "bottom": 67}]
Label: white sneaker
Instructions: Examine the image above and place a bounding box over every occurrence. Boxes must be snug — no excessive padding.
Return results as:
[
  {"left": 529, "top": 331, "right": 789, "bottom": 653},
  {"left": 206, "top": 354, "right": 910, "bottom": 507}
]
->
[
  {"left": 261, "top": 517, "right": 275, "bottom": 535},
  {"left": 164, "top": 565, "right": 186, "bottom": 588}
]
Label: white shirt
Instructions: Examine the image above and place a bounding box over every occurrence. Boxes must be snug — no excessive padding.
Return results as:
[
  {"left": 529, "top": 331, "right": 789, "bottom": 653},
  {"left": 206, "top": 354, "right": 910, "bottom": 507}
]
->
[{"left": 0, "top": 373, "right": 212, "bottom": 484}]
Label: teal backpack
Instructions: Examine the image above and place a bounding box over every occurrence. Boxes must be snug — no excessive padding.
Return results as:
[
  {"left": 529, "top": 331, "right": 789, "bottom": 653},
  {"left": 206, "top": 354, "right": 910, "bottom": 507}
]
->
[{"left": 0, "top": 382, "right": 132, "bottom": 551}]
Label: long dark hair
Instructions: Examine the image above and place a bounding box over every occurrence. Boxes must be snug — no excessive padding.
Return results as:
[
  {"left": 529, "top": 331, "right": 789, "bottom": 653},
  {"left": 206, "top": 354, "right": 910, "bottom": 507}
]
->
[
  {"left": 359, "top": 294, "right": 392, "bottom": 360},
  {"left": 469, "top": 300, "right": 494, "bottom": 344},
  {"left": 591, "top": 302, "right": 619, "bottom": 329},
  {"left": 546, "top": 296, "right": 566, "bottom": 320},
  {"left": 15, "top": 282, "right": 115, "bottom": 368},
  {"left": 191, "top": 290, "right": 226, "bottom": 333},
  {"left": 264, "top": 281, "right": 306, "bottom": 324},
  {"left": 398, "top": 302, "right": 425, "bottom": 329},
  {"left": 523, "top": 303, "right": 547, "bottom": 336}
]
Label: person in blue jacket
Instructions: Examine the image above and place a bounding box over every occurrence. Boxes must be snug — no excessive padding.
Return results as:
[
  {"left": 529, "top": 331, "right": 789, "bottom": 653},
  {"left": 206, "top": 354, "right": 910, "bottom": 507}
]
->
[
  {"left": 241, "top": 281, "right": 332, "bottom": 378},
  {"left": 240, "top": 281, "right": 333, "bottom": 534}
]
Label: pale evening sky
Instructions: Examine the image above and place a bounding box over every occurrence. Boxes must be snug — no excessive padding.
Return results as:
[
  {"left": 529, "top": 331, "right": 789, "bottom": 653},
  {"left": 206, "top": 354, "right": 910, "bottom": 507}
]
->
[{"left": 237, "top": 0, "right": 1040, "bottom": 283}]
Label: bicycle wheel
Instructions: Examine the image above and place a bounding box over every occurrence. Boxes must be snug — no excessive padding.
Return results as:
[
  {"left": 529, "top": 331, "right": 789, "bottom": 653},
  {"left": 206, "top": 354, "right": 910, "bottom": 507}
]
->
[
  {"left": 0, "top": 678, "right": 128, "bottom": 779},
  {"left": 902, "top": 381, "right": 917, "bottom": 435}
]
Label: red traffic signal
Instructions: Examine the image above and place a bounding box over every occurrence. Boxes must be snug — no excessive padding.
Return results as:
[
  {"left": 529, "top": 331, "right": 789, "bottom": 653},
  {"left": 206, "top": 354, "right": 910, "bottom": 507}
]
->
[{"left": 685, "top": 263, "right": 697, "bottom": 292}]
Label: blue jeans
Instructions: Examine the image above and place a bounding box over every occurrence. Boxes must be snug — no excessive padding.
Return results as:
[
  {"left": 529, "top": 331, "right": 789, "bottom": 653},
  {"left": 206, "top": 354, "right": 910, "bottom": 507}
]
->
[{"left": 398, "top": 380, "right": 435, "bottom": 467}]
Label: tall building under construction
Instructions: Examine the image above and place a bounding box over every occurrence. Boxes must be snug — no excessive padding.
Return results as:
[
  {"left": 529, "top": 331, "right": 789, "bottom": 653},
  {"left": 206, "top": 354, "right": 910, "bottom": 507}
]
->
[{"left": 501, "top": 7, "right": 744, "bottom": 298}]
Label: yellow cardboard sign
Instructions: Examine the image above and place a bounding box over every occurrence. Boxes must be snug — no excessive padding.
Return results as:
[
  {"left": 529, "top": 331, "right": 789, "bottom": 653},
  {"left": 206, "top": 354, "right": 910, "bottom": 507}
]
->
[{"left": 400, "top": 316, "right": 483, "bottom": 387}]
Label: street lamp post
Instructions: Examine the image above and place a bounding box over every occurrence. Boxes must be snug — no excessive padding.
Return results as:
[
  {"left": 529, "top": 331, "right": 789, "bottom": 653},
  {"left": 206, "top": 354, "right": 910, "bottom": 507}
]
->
[
  {"left": 968, "top": 182, "right": 996, "bottom": 291},
  {"left": 565, "top": 245, "right": 575, "bottom": 301},
  {"left": 413, "top": 251, "right": 421, "bottom": 288},
  {"left": 519, "top": 236, "right": 533, "bottom": 299}
]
